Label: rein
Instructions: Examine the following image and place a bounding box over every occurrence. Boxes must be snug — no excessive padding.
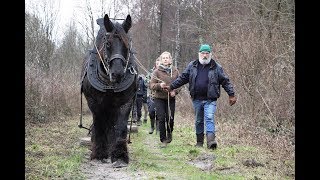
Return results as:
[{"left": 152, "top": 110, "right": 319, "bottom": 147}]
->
[
  {"left": 78, "top": 89, "right": 91, "bottom": 134},
  {"left": 78, "top": 28, "right": 134, "bottom": 134},
  {"left": 127, "top": 94, "right": 137, "bottom": 144},
  {"left": 79, "top": 23, "right": 173, "bottom": 138},
  {"left": 94, "top": 42, "right": 109, "bottom": 74},
  {"left": 133, "top": 53, "right": 173, "bottom": 134},
  {"left": 96, "top": 28, "right": 131, "bottom": 77}
]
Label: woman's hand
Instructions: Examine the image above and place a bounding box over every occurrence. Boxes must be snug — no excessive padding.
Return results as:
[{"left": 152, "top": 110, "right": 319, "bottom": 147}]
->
[{"left": 160, "top": 82, "right": 166, "bottom": 89}]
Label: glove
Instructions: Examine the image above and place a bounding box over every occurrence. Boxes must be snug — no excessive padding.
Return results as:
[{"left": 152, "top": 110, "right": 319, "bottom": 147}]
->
[{"left": 229, "top": 96, "right": 237, "bottom": 106}]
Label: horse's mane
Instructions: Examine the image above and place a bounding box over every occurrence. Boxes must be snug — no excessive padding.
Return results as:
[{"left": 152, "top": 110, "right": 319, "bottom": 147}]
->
[{"left": 80, "top": 15, "right": 137, "bottom": 165}]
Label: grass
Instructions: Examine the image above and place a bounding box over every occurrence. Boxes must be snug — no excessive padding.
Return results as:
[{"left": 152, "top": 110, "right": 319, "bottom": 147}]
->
[
  {"left": 25, "top": 113, "right": 294, "bottom": 179},
  {"left": 25, "top": 116, "right": 91, "bottom": 180},
  {"left": 127, "top": 115, "right": 294, "bottom": 180}
]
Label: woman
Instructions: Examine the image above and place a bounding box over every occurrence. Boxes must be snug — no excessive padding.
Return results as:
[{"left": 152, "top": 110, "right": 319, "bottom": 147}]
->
[{"left": 150, "top": 51, "right": 181, "bottom": 147}]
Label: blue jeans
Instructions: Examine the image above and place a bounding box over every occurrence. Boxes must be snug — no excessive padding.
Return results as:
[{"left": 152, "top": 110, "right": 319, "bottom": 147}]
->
[{"left": 192, "top": 100, "right": 217, "bottom": 134}]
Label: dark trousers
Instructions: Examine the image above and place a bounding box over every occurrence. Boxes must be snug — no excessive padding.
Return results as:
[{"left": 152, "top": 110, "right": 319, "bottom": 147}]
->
[
  {"left": 154, "top": 98, "right": 175, "bottom": 142},
  {"left": 147, "top": 96, "right": 156, "bottom": 120},
  {"left": 133, "top": 95, "right": 143, "bottom": 121},
  {"left": 147, "top": 96, "right": 158, "bottom": 130}
]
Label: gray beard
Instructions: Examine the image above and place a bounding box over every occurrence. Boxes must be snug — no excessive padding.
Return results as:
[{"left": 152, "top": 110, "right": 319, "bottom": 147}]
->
[{"left": 198, "top": 53, "right": 211, "bottom": 65}]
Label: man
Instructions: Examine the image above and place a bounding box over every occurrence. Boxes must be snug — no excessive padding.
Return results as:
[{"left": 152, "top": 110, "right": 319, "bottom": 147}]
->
[
  {"left": 163, "top": 44, "right": 237, "bottom": 149},
  {"left": 145, "top": 58, "right": 160, "bottom": 134},
  {"left": 141, "top": 74, "right": 149, "bottom": 124},
  {"left": 134, "top": 74, "right": 148, "bottom": 126}
]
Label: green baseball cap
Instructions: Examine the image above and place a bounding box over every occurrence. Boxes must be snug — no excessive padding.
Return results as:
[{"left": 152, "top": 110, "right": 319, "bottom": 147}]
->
[{"left": 199, "top": 44, "right": 211, "bottom": 52}]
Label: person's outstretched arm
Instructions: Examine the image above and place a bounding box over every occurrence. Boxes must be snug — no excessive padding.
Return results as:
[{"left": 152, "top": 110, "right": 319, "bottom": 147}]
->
[
  {"left": 217, "top": 65, "right": 237, "bottom": 105},
  {"left": 170, "top": 61, "right": 193, "bottom": 90}
]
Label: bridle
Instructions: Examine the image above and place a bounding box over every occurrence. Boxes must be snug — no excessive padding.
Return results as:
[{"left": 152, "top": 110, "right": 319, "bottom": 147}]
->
[
  {"left": 95, "top": 27, "right": 132, "bottom": 78},
  {"left": 79, "top": 29, "right": 136, "bottom": 135},
  {"left": 79, "top": 17, "right": 138, "bottom": 137}
]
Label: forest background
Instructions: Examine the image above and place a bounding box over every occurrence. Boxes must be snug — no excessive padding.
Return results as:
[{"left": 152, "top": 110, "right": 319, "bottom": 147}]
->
[{"left": 25, "top": 0, "right": 295, "bottom": 178}]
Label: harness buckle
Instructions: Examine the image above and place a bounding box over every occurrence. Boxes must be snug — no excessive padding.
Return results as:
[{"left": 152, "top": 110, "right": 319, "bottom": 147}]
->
[{"left": 129, "top": 66, "right": 137, "bottom": 75}]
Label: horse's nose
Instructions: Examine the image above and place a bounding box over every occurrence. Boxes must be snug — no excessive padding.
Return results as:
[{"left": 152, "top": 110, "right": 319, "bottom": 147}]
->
[{"left": 111, "top": 72, "right": 124, "bottom": 82}]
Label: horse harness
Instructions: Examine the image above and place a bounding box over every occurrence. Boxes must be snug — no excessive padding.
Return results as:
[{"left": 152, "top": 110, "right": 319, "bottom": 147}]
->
[{"left": 78, "top": 21, "right": 138, "bottom": 133}]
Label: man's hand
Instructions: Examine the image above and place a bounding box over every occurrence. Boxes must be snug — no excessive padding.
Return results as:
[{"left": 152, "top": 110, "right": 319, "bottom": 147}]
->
[
  {"left": 229, "top": 96, "right": 237, "bottom": 106},
  {"left": 160, "top": 82, "right": 171, "bottom": 92},
  {"left": 163, "top": 85, "right": 171, "bottom": 92},
  {"left": 169, "top": 91, "right": 176, "bottom": 97}
]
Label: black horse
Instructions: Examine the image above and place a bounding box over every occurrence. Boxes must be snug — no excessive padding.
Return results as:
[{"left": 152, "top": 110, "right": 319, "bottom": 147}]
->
[{"left": 80, "top": 14, "right": 137, "bottom": 167}]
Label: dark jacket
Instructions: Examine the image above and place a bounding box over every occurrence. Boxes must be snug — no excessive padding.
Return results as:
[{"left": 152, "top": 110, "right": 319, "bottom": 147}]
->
[
  {"left": 170, "top": 59, "right": 235, "bottom": 100},
  {"left": 137, "top": 76, "right": 147, "bottom": 100}
]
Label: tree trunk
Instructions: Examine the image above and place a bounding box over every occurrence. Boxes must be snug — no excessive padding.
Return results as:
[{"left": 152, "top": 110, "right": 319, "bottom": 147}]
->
[
  {"left": 174, "top": 0, "right": 181, "bottom": 69},
  {"left": 158, "top": 0, "right": 164, "bottom": 55}
]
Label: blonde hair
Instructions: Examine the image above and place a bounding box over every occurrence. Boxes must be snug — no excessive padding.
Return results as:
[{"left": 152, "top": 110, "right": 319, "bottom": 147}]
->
[{"left": 159, "top": 51, "right": 172, "bottom": 63}]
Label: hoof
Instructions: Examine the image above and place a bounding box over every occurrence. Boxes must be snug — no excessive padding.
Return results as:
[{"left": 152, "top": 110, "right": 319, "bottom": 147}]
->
[
  {"left": 112, "top": 159, "right": 128, "bottom": 168},
  {"left": 160, "top": 141, "right": 167, "bottom": 148},
  {"left": 101, "top": 158, "right": 111, "bottom": 163},
  {"left": 195, "top": 142, "right": 203, "bottom": 147},
  {"left": 167, "top": 133, "right": 172, "bottom": 143}
]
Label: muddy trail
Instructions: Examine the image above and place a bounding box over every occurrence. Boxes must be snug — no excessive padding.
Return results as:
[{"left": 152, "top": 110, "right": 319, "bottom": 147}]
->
[
  {"left": 72, "top": 110, "right": 295, "bottom": 180},
  {"left": 81, "top": 157, "right": 147, "bottom": 179},
  {"left": 25, "top": 113, "right": 294, "bottom": 179},
  {"left": 80, "top": 142, "right": 148, "bottom": 180},
  {"left": 80, "top": 129, "right": 217, "bottom": 179},
  {"left": 78, "top": 138, "right": 144, "bottom": 179}
]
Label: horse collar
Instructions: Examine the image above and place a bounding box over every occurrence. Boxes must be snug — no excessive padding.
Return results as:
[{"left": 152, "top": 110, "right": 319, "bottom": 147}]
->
[{"left": 86, "top": 51, "right": 137, "bottom": 92}]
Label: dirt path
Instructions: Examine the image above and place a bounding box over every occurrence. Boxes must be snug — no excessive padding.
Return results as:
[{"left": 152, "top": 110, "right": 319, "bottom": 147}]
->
[
  {"left": 78, "top": 116, "right": 294, "bottom": 179},
  {"left": 80, "top": 155, "right": 146, "bottom": 180},
  {"left": 79, "top": 124, "right": 214, "bottom": 179},
  {"left": 80, "top": 139, "right": 148, "bottom": 180}
]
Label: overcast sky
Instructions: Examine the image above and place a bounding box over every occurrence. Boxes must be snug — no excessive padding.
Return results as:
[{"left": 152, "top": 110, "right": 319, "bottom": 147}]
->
[{"left": 25, "top": 0, "right": 115, "bottom": 45}]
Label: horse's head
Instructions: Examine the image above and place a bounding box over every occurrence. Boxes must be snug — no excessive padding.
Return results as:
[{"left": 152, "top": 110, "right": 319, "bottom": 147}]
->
[{"left": 98, "top": 14, "right": 132, "bottom": 83}]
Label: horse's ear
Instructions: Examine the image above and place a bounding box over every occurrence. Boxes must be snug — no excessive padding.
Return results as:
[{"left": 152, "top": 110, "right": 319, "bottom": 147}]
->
[
  {"left": 104, "top": 14, "right": 114, "bottom": 32},
  {"left": 122, "top": 15, "right": 132, "bottom": 33}
]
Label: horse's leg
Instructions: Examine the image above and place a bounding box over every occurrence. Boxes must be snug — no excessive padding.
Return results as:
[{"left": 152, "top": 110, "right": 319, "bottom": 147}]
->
[
  {"left": 89, "top": 106, "right": 110, "bottom": 160},
  {"left": 110, "top": 100, "right": 132, "bottom": 166},
  {"left": 82, "top": 76, "right": 111, "bottom": 160}
]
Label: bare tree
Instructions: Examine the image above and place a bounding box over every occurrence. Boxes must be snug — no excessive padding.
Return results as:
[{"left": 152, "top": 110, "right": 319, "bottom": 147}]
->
[
  {"left": 25, "top": 0, "right": 59, "bottom": 71},
  {"left": 158, "top": 0, "right": 164, "bottom": 55},
  {"left": 174, "top": 0, "right": 182, "bottom": 68}
]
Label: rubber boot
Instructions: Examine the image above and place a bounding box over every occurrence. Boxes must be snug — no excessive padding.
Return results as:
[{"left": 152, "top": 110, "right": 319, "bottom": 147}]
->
[
  {"left": 149, "top": 118, "right": 155, "bottom": 134},
  {"left": 195, "top": 133, "right": 204, "bottom": 147},
  {"left": 206, "top": 133, "right": 217, "bottom": 149}
]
